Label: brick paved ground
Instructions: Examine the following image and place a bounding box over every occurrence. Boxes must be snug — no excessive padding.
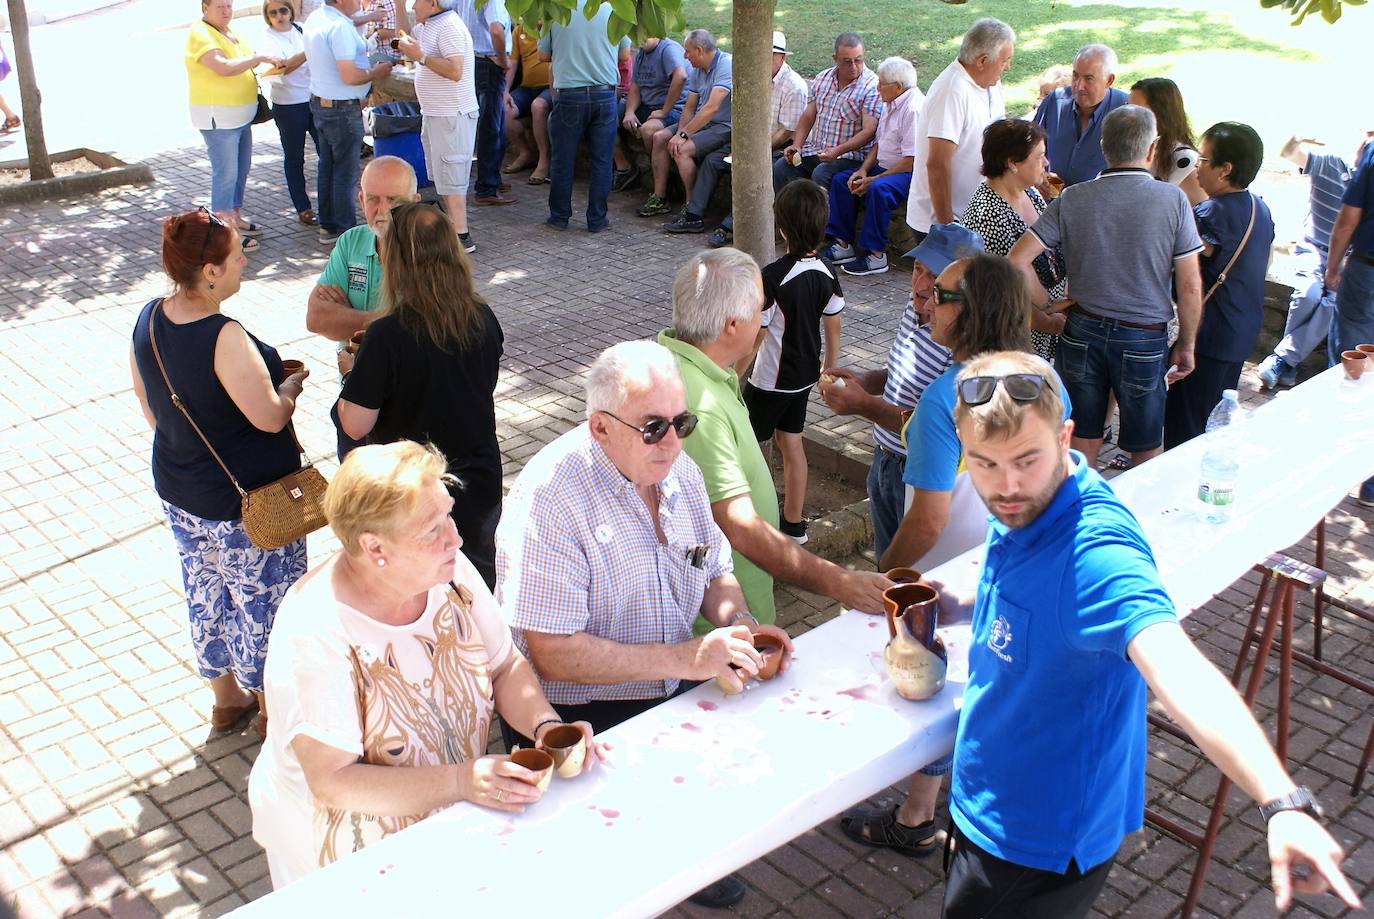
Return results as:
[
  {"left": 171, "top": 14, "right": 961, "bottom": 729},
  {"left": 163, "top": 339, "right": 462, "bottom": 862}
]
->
[{"left": 2, "top": 140, "right": 1372, "bottom": 918}]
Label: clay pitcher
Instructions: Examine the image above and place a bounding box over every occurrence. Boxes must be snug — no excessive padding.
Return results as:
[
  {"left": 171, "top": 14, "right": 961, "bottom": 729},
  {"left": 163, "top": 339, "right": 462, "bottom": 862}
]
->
[{"left": 881, "top": 580, "right": 947, "bottom": 701}]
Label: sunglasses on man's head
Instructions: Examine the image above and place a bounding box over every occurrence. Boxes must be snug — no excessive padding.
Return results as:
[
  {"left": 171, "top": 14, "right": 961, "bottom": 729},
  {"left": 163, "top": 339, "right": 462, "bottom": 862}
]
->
[
  {"left": 603, "top": 410, "right": 698, "bottom": 444},
  {"left": 931, "top": 284, "right": 964, "bottom": 306},
  {"left": 957, "top": 373, "right": 1049, "bottom": 407}
]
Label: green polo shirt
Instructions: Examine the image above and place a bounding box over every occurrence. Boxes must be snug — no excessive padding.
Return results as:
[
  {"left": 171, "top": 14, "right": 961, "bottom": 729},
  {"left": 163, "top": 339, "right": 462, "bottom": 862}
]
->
[
  {"left": 658, "top": 329, "right": 777, "bottom": 629},
  {"left": 317, "top": 225, "right": 382, "bottom": 313}
]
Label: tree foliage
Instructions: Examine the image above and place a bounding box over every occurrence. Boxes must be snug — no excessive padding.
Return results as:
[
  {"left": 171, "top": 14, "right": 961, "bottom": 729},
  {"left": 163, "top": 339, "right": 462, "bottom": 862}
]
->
[
  {"left": 1260, "top": 0, "right": 1365, "bottom": 24},
  {"left": 503, "top": 0, "right": 687, "bottom": 44}
]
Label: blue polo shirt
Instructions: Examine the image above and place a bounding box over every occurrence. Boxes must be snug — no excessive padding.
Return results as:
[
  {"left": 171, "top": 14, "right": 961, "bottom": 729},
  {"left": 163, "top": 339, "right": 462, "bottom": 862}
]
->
[
  {"left": 1344, "top": 155, "right": 1374, "bottom": 257},
  {"left": 1193, "top": 191, "right": 1277, "bottom": 362},
  {"left": 950, "top": 451, "right": 1177, "bottom": 873},
  {"left": 1033, "top": 86, "right": 1128, "bottom": 187},
  {"left": 304, "top": 4, "right": 370, "bottom": 101},
  {"left": 537, "top": 0, "right": 628, "bottom": 90}
]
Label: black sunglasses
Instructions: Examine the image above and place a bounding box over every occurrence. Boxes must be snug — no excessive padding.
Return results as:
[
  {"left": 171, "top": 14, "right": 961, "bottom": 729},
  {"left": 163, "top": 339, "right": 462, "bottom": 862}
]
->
[
  {"left": 268, "top": 6, "right": 291, "bottom": 14},
  {"left": 957, "top": 373, "right": 1049, "bottom": 407},
  {"left": 932, "top": 283, "right": 965, "bottom": 306},
  {"left": 603, "top": 410, "right": 698, "bottom": 444},
  {"left": 197, "top": 205, "right": 228, "bottom": 262}
]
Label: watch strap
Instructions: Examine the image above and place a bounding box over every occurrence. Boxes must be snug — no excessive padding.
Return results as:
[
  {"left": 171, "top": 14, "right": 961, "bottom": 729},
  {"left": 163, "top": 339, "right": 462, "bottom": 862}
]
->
[{"left": 1258, "top": 786, "right": 1322, "bottom": 823}]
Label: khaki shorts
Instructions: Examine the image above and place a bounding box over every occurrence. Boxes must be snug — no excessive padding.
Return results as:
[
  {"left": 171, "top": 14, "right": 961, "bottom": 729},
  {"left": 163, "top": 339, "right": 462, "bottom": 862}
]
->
[{"left": 421, "top": 112, "right": 478, "bottom": 196}]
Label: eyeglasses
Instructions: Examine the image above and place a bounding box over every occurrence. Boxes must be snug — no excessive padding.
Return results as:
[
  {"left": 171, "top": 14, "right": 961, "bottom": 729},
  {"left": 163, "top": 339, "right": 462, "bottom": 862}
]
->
[
  {"left": 197, "top": 205, "right": 227, "bottom": 263},
  {"left": 931, "top": 284, "right": 965, "bottom": 306},
  {"left": 603, "top": 410, "right": 698, "bottom": 444},
  {"left": 957, "top": 373, "right": 1049, "bottom": 407},
  {"left": 268, "top": 7, "right": 291, "bottom": 15}
]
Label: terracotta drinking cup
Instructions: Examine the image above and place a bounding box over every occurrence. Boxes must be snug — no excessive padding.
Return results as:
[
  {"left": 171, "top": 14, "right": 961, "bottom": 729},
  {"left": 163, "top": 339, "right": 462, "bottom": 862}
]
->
[
  {"left": 884, "top": 567, "right": 922, "bottom": 586},
  {"left": 1357, "top": 344, "right": 1374, "bottom": 358},
  {"left": 753, "top": 633, "right": 785, "bottom": 681},
  {"left": 280, "top": 359, "right": 305, "bottom": 377},
  {"left": 509, "top": 748, "right": 553, "bottom": 792},
  {"left": 542, "top": 724, "right": 587, "bottom": 778},
  {"left": 1342, "top": 350, "right": 1367, "bottom": 380}
]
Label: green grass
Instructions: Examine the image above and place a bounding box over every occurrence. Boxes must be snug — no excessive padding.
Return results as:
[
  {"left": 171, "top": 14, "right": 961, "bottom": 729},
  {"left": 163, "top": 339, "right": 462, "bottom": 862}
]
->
[{"left": 680, "top": 0, "right": 1314, "bottom": 114}]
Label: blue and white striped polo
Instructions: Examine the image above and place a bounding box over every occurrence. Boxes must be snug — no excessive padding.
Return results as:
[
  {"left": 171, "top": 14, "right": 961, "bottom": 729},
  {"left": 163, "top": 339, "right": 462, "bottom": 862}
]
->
[
  {"left": 873, "top": 301, "right": 953, "bottom": 456},
  {"left": 1303, "top": 153, "right": 1352, "bottom": 250}
]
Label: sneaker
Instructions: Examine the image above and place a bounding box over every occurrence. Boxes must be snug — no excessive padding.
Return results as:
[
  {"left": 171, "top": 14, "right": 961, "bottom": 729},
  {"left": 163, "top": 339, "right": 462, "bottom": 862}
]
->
[
  {"left": 779, "top": 517, "right": 809, "bottom": 544},
  {"left": 842, "top": 252, "right": 889, "bottom": 276},
  {"left": 610, "top": 165, "right": 640, "bottom": 192},
  {"left": 687, "top": 874, "right": 746, "bottom": 909},
  {"left": 318, "top": 229, "right": 340, "bottom": 244},
  {"left": 459, "top": 232, "right": 476, "bottom": 254},
  {"left": 663, "top": 213, "right": 704, "bottom": 234},
  {"left": 637, "top": 193, "right": 673, "bottom": 217},
  {"left": 820, "top": 241, "right": 856, "bottom": 263},
  {"left": 1256, "top": 354, "right": 1286, "bottom": 390},
  {"left": 1359, "top": 477, "right": 1374, "bottom": 508},
  {"left": 707, "top": 226, "right": 733, "bottom": 248}
]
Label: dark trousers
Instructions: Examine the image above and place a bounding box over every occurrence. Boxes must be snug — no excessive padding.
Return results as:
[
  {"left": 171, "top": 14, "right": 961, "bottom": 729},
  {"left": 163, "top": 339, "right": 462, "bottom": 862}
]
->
[
  {"left": 546, "top": 86, "right": 616, "bottom": 230},
  {"left": 943, "top": 824, "right": 1113, "bottom": 919},
  {"left": 271, "top": 100, "right": 319, "bottom": 215},
  {"left": 473, "top": 58, "right": 507, "bottom": 196},
  {"left": 500, "top": 681, "right": 696, "bottom": 751},
  {"left": 311, "top": 99, "right": 364, "bottom": 234},
  {"left": 455, "top": 501, "right": 500, "bottom": 591},
  {"left": 1163, "top": 354, "right": 1244, "bottom": 450}
]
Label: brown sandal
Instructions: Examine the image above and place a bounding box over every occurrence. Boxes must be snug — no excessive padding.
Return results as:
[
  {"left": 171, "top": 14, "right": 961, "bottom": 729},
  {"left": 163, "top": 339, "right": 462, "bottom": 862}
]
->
[{"left": 210, "top": 698, "right": 259, "bottom": 734}]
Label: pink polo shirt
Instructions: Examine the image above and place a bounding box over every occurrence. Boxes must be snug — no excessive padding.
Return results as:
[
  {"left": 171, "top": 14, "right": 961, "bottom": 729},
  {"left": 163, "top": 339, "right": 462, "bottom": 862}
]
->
[{"left": 875, "top": 87, "right": 922, "bottom": 171}]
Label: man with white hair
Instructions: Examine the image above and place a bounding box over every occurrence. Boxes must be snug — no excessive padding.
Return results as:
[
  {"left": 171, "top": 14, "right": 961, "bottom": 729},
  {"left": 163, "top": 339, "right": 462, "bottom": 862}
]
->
[
  {"left": 496, "top": 339, "right": 791, "bottom": 910},
  {"left": 905, "top": 17, "right": 1014, "bottom": 239},
  {"left": 1032, "top": 43, "right": 1127, "bottom": 187},
  {"left": 658, "top": 250, "right": 892, "bottom": 626},
  {"left": 1009, "top": 105, "right": 1204, "bottom": 469}
]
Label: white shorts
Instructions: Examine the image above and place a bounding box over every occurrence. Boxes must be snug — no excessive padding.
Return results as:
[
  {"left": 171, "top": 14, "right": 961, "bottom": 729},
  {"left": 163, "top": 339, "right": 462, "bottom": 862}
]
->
[{"left": 421, "top": 112, "right": 478, "bottom": 196}]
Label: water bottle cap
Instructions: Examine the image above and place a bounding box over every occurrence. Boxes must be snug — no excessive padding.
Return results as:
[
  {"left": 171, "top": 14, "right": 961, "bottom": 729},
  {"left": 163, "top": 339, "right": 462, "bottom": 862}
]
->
[{"left": 1223, "top": 389, "right": 1239, "bottom": 402}]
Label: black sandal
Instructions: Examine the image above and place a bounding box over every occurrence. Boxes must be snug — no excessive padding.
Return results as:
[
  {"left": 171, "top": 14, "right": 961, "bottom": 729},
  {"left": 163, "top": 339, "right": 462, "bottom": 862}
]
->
[{"left": 840, "top": 804, "right": 944, "bottom": 857}]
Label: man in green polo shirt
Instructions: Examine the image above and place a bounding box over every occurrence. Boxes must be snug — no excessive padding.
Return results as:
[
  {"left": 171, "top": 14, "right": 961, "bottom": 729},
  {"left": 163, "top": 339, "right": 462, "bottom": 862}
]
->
[
  {"left": 305, "top": 155, "right": 419, "bottom": 341},
  {"left": 659, "top": 249, "right": 891, "bottom": 630}
]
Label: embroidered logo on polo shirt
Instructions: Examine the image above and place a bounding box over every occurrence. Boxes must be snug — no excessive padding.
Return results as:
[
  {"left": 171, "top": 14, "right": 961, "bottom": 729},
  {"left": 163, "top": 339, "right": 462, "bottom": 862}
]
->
[
  {"left": 988, "top": 615, "right": 1014, "bottom": 663},
  {"left": 347, "top": 263, "right": 368, "bottom": 293}
]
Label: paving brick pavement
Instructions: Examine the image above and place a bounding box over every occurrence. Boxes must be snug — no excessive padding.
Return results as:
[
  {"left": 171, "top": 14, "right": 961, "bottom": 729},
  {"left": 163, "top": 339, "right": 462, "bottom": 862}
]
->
[{"left": 1, "top": 139, "right": 1373, "bottom": 918}]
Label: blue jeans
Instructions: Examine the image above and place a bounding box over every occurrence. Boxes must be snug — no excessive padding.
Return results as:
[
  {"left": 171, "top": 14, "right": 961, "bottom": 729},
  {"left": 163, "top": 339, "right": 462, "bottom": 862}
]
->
[
  {"left": 1331, "top": 257, "right": 1374, "bottom": 361},
  {"left": 271, "top": 101, "right": 319, "bottom": 215},
  {"left": 867, "top": 445, "right": 906, "bottom": 562},
  {"left": 825, "top": 167, "right": 913, "bottom": 255},
  {"left": 1055, "top": 311, "right": 1169, "bottom": 452},
  {"left": 1271, "top": 244, "right": 1335, "bottom": 372},
  {"left": 311, "top": 98, "right": 364, "bottom": 234},
  {"left": 547, "top": 86, "right": 616, "bottom": 230},
  {"left": 200, "top": 121, "right": 253, "bottom": 213},
  {"left": 474, "top": 58, "right": 507, "bottom": 197},
  {"left": 772, "top": 152, "right": 849, "bottom": 197}
]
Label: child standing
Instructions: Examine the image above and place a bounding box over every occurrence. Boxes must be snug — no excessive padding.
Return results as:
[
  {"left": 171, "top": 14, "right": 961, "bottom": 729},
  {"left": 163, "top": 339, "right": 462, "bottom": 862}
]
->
[{"left": 743, "top": 180, "right": 844, "bottom": 544}]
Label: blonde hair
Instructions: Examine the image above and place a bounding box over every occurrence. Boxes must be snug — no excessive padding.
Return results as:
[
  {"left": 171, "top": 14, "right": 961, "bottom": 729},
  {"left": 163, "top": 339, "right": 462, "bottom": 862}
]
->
[
  {"left": 325, "top": 441, "right": 453, "bottom": 555},
  {"left": 952, "top": 351, "right": 1063, "bottom": 443}
]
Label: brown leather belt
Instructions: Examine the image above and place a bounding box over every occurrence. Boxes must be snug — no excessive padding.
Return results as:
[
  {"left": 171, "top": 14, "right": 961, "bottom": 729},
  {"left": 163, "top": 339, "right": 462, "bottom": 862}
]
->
[
  {"left": 1353, "top": 251, "right": 1374, "bottom": 268},
  {"left": 1073, "top": 307, "right": 1167, "bottom": 333}
]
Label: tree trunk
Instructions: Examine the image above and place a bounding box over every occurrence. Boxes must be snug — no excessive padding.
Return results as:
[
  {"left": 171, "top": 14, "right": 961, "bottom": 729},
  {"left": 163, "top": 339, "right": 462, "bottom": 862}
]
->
[
  {"left": 729, "top": 0, "right": 774, "bottom": 266},
  {"left": 6, "top": 0, "right": 52, "bottom": 180}
]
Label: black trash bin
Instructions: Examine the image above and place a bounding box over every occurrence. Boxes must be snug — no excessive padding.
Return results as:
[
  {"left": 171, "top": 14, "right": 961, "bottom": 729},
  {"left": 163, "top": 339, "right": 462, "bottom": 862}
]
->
[{"left": 370, "top": 101, "right": 431, "bottom": 188}]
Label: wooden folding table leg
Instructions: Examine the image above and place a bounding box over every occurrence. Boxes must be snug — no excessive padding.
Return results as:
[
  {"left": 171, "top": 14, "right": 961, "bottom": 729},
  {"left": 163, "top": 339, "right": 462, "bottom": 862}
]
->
[
  {"left": 1313, "top": 519, "right": 1327, "bottom": 662},
  {"left": 1356, "top": 721, "right": 1374, "bottom": 796},
  {"left": 1231, "top": 571, "right": 1273, "bottom": 687}
]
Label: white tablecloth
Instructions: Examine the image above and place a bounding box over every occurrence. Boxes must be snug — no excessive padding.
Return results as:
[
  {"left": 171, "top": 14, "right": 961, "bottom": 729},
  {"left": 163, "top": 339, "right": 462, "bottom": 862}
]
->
[{"left": 235, "top": 366, "right": 1373, "bottom": 917}]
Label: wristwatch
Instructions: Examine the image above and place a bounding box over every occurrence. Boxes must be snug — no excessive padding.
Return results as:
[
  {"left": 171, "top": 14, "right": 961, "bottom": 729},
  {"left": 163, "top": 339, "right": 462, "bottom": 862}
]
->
[
  {"left": 1258, "top": 786, "right": 1323, "bottom": 823},
  {"left": 679, "top": 130, "right": 690, "bottom": 139}
]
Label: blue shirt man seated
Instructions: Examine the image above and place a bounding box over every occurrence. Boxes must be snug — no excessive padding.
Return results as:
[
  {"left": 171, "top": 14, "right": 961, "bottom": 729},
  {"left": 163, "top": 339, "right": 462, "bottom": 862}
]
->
[
  {"left": 929, "top": 350, "right": 1360, "bottom": 918},
  {"left": 1032, "top": 43, "right": 1127, "bottom": 188}
]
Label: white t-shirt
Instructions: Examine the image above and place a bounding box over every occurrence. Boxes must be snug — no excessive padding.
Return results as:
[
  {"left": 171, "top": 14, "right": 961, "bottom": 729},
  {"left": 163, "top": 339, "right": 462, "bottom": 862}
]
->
[
  {"left": 413, "top": 11, "right": 478, "bottom": 117},
  {"left": 905, "top": 59, "right": 1006, "bottom": 233},
  {"left": 260, "top": 24, "right": 312, "bottom": 105},
  {"left": 248, "top": 551, "right": 513, "bottom": 887}
]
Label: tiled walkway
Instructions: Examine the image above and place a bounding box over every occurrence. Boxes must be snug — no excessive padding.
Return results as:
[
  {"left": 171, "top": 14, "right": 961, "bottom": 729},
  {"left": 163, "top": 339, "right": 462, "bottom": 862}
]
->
[{"left": 1, "top": 141, "right": 1372, "bottom": 918}]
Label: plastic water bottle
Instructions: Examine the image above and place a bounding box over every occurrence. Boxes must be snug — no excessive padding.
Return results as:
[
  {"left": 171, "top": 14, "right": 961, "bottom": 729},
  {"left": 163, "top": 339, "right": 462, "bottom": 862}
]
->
[{"left": 1197, "top": 390, "right": 1243, "bottom": 524}]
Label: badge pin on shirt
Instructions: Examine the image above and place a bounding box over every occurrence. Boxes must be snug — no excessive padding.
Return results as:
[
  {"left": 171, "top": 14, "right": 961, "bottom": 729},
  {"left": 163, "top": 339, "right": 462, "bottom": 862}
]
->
[{"left": 595, "top": 524, "right": 613, "bottom": 545}]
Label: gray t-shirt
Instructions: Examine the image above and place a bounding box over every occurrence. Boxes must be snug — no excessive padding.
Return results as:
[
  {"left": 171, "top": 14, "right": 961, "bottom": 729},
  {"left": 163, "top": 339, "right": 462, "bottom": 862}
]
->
[
  {"left": 1028, "top": 168, "right": 1203, "bottom": 324},
  {"left": 687, "top": 49, "right": 732, "bottom": 127},
  {"left": 633, "top": 38, "right": 688, "bottom": 111}
]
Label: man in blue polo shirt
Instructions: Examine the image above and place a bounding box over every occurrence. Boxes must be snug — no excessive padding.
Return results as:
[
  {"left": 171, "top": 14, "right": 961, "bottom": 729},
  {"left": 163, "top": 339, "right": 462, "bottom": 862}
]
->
[
  {"left": 1032, "top": 43, "right": 1126, "bottom": 187},
  {"left": 930, "top": 349, "right": 1360, "bottom": 917},
  {"left": 304, "top": 0, "right": 394, "bottom": 242}
]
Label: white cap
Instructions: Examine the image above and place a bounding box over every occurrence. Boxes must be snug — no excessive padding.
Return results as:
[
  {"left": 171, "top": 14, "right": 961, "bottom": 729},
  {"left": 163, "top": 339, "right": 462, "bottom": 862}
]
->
[{"left": 772, "top": 31, "right": 790, "bottom": 54}]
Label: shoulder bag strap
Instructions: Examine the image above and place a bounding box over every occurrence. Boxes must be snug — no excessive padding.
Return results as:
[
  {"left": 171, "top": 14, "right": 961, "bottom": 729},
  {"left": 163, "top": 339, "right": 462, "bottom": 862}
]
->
[
  {"left": 1201, "top": 193, "right": 1259, "bottom": 306},
  {"left": 146, "top": 303, "right": 249, "bottom": 499}
]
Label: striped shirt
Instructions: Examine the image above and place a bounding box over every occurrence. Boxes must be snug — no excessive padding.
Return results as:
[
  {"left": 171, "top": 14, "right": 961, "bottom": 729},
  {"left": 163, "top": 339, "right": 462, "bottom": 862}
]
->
[
  {"left": 771, "top": 61, "right": 809, "bottom": 136},
  {"left": 802, "top": 66, "right": 884, "bottom": 160},
  {"left": 873, "top": 301, "right": 952, "bottom": 456},
  {"left": 495, "top": 424, "right": 733, "bottom": 705},
  {"left": 1303, "top": 152, "right": 1353, "bottom": 249}
]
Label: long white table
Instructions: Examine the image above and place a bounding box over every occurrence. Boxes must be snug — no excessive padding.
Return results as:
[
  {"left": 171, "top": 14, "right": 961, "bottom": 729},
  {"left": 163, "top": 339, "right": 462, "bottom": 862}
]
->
[{"left": 236, "top": 365, "right": 1374, "bottom": 917}]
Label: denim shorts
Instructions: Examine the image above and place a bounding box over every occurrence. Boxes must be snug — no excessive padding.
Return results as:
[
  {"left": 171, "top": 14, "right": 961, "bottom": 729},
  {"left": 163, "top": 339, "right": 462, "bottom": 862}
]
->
[
  {"left": 510, "top": 85, "right": 552, "bottom": 119},
  {"left": 1055, "top": 311, "right": 1169, "bottom": 452}
]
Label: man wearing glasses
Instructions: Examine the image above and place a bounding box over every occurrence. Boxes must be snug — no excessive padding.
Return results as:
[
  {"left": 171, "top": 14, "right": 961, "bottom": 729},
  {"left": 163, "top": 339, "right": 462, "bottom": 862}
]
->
[
  {"left": 494, "top": 339, "right": 793, "bottom": 909},
  {"left": 926, "top": 349, "right": 1360, "bottom": 917}
]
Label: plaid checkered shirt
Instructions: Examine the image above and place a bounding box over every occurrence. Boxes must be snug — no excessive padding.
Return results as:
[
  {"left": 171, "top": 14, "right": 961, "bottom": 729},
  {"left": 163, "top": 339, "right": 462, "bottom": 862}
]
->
[
  {"left": 496, "top": 424, "right": 734, "bottom": 705},
  {"left": 771, "top": 61, "right": 809, "bottom": 136},
  {"left": 801, "top": 65, "right": 884, "bottom": 160}
]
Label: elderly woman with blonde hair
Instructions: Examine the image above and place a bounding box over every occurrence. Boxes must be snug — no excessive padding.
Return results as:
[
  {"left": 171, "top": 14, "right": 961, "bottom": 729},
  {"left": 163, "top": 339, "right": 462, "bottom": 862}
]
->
[{"left": 248, "top": 441, "right": 602, "bottom": 887}]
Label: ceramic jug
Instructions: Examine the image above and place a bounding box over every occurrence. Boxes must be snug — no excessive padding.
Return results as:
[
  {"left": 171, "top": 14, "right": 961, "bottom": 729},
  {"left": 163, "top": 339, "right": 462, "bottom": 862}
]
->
[{"left": 881, "top": 572, "right": 947, "bottom": 701}]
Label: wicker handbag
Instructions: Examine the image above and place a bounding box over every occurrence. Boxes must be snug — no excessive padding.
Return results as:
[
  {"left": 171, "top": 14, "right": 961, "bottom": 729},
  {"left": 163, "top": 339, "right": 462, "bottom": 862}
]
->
[{"left": 147, "top": 305, "right": 328, "bottom": 549}]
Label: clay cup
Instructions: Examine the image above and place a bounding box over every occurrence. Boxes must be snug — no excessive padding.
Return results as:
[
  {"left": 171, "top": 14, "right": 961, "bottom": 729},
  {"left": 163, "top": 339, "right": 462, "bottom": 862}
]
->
[
  {"left": 509, "top": 748, "right": 553, "bottom": 792},
  {"left": 542, "top": 724, "right": 587, "bottom": 778},
  {"left": 280, "top": 359, "right": 305, "bottom": 377},
  {"left": 1342, "top": 350, "right": 1367, "bottom": 380},
  {"left": 753, "top": 633, "right": 785, "bottom": 681}
]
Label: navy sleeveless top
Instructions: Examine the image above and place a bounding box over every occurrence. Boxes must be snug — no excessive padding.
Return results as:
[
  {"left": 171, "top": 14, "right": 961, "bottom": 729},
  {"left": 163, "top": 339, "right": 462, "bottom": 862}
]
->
[{"left": 131, "top": 299, "right": 302, "bottom": 521}]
